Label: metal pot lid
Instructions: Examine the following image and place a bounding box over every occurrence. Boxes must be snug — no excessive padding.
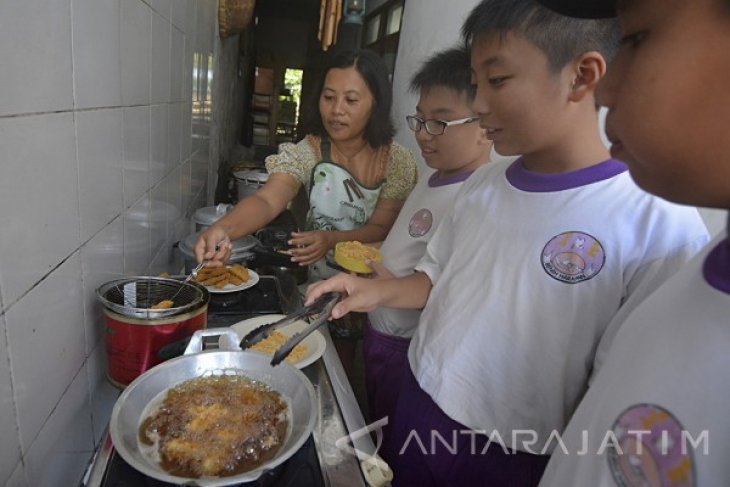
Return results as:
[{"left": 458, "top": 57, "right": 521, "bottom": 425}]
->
[
  {"left": 178, "top": 231, "right": 259, "bottom": 259},
  {"left": 233, "top": 170, "right": 269, "bottom": 183},
  {"left": 192, "top": 203, "right": 233, "bottom": 226}
]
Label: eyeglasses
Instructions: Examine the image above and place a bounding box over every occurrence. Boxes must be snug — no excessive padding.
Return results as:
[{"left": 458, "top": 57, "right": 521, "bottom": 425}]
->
[{"left": 405, "top": 115, "right": 480, "bottom": 135}]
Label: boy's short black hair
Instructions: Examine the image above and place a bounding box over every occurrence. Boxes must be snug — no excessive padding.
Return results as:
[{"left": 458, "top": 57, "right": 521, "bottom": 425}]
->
[
  {"left": 462, "top": 0, "right": 620, "bottom": 72},
  {"left": 536, "top": 0, "right": 730, "bottom": 19},
  {"left": 535, "top": 0, "right": 616, "bottom": 19},
  {"left": 409, "top": 47, "right": 476, "bottom": 104},
  {"left": 304, "top": 49, "right": 395, "bottom": 148}
]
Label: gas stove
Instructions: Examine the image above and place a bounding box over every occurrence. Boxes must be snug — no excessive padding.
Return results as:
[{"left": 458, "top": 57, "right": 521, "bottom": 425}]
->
[
  {"left": 81, "top": 273, "right": 366, "bottom": 487},
  {"left": 204, "top": 274, "right": 299, "bottom": 328}
]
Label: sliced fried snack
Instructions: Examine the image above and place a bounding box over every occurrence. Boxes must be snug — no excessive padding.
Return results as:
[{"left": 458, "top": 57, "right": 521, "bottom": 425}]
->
[
  {"left": 250, "top": 331, "right": 307, "bottom": 363},
  {"left": 151, "top": 300, "right": 174, "bottom": 310},
  {"left": 230, "top": 264, "right": 250, "bottom": 282},
  {"left": 194, "top": 265, "right": 250, "bottom": 289},
  {"left": 199, "top": 274, "right": 228, "bottom": 287}
]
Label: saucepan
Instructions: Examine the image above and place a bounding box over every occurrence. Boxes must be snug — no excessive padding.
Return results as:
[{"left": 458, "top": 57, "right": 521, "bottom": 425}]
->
[{"left": 109, "top": 328, "right": 316, "bottom": 486}]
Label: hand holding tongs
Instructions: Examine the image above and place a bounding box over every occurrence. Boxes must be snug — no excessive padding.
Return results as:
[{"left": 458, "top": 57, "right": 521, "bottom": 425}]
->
[{"left": 240, "top": 292, "right": 342, "bottom": 366}]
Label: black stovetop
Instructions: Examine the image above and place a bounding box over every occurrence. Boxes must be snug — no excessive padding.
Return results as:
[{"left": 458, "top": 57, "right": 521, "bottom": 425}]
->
[{"left": 205, "top": 274, "right": 288, "bottom": 326}]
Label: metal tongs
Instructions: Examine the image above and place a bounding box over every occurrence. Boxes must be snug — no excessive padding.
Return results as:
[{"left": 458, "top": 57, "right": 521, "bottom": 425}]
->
[{"left": 240, "top": 292, "right": 342, "bottom": 366}]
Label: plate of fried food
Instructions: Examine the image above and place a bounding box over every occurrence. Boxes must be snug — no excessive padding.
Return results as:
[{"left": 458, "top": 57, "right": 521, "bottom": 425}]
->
[
  {"left": 225, "top": 314, "right": 327, "bottom": 369},
  {"left": 193, "top": 264, "right": 259, "bottom": 293}
]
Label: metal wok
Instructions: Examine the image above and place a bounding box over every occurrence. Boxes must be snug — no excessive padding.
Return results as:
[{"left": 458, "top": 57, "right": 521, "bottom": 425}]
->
[{"left": 109, "top": 329, "right": 316, "bottom": 486}]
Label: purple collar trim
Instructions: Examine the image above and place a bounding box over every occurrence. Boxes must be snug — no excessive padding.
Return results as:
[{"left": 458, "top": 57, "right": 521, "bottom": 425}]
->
[
  {"left": 428, "top": 170, "right": 475, "bottom": 187},
  {"left": 505, "top": 158, "right": 627, "bottom": 192},
  {"left": 703, "top": 219, "right": 730, "bottom": 294}
]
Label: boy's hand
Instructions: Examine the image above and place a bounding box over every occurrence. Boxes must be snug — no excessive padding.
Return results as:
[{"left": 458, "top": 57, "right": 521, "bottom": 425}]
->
[
  {"left": 305, "top": 273, "right": 382, "bottom": 319},
  {"left": 367, "top": 260, "right": 395, "bottom": 280}
]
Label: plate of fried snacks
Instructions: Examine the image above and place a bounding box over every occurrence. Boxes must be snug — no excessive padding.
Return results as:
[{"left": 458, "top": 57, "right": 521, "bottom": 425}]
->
[
  {"left": 334, "top": 241, "right": 382, "bottom": 274},
  {"left": 193, "top": 264, "right": 259, "bottom": 293},
  {"left": 225, "top": 314, "right": 326, "bottom": 369}
]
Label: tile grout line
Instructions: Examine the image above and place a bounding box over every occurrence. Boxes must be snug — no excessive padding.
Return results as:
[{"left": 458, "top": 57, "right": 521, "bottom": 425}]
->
[
  {"left": 0, "top": 294, "right": 28, "bottom": 483},
  {"left": 69, "top": 0, "right": 98, "bottom": 453}
]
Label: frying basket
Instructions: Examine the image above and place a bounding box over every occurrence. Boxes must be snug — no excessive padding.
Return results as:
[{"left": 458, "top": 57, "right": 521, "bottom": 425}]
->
[{"left": 97, "top": 277, "right": 207, "bottom": 319}]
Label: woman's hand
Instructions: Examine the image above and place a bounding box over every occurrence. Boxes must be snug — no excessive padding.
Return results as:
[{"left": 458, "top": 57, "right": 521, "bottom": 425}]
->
[
  {"left": 193, "top": 225, "right": 232, "bottom": 267},
  {"left": 287, "top": 230, "right": 333, "bottom": 266}
]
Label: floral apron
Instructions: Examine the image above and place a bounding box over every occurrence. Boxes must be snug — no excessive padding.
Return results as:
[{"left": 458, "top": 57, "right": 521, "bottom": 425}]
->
[{"left": 306, "top": 135, "right": 383, "bottom": 338}]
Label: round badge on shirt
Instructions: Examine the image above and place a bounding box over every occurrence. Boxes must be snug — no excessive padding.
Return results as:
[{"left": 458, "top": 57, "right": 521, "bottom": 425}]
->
[
  {"left": 607, "top": 404, "right": 696, "bottom": 487},
  {"left": 409, "top": 208, "right": 433, "bottom": 238},
  {"left": 541, "top": 231, "right": 606, "bottom": 283}
]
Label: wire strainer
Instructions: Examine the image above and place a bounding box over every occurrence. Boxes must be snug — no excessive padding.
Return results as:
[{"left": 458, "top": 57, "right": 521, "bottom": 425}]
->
[{"left": 96, "top": 277, "right": 208, "bottom": 319}]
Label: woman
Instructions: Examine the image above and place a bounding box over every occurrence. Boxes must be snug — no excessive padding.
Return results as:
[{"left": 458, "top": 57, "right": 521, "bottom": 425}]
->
[{"left": 195, "top": 49, "right": 417, "bottom": 372}]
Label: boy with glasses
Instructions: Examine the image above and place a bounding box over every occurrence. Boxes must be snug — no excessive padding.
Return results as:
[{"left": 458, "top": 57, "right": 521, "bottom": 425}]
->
[
  {"left": 406, "top": 114, "right": 481, "bottom": 136},
  {"left": 532, "top": 1, "right": 730, "bottom": 485},
  {"left": 364, "top": 46, "right": 491, "bottom": 440},
  {"left": 307, "top": 1, "right": 709, "bottom": 484}
]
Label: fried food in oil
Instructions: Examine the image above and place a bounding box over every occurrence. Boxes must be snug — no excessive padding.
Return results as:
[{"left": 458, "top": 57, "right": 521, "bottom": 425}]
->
[{"left": 140, "top": 375, "right": 287, "bottom": 478}]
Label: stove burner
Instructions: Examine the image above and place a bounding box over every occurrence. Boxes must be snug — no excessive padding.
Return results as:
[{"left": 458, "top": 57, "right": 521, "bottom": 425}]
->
[
  {"left": 256, "top": 225, "right": 296, "bottom": 251},
  {"left": 208, "top": 276, "right": 284, "bottom": 315},
  {"left": 209, "top": 290, "right": 246, "bottom": 308}
]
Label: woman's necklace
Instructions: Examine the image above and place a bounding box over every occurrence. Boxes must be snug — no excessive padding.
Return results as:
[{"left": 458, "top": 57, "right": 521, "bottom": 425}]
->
[
  {"left": 330, "top": 139, "right": 382, "bottom": 189},
  {"left": 331, "top": 140, "right": 372, "bottom": 165}
]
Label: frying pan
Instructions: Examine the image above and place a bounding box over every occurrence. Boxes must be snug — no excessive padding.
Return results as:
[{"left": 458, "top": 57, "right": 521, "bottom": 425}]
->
[{"left": 109, "top": 329, "right": 316, "bottom": 486}]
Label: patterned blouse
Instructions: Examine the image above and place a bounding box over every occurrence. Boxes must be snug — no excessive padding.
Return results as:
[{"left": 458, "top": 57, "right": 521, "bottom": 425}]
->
[{"left": 265, "top": 135, "right": 418, "bottom": 201}]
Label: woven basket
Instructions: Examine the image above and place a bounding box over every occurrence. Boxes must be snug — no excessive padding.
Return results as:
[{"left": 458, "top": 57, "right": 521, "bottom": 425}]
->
[{"left": 219, "top": 0, "right": 256, "bottom": 38}]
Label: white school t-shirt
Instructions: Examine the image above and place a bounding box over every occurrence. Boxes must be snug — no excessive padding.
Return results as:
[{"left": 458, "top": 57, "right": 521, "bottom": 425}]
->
[
  {"left": 409, "top": 159, "right": 710, "bottom": 452},
  {"left": 539, "top": 228, "right": 730, "bottom": 487},
  {"left": 368, "top": 169, "right": 475, "bottom": 338}
]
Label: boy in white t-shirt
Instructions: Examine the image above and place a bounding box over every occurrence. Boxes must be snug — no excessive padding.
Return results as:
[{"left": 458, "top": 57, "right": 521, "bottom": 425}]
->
[
  {"left": 307, "top": 1, "right": 709, "bottom": 485},
  {"left": 532, "top": 1, "right": 730, "bottom": 486},
  {"left": 365, "top": 46, "right": 491, "bottom": 432}
]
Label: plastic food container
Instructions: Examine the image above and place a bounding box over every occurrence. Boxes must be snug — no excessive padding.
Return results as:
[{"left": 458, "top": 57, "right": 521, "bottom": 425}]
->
[{"left": 334, "top": 241, "right": 382, "bottom": 274}]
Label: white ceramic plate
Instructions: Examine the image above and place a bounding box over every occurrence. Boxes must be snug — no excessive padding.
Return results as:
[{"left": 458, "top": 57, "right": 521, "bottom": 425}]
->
[
  {"left": 204, "top": 268, "right": 260, "bottom": 293},
  {"left": 224, "top": 314, "right": 326, "bottom": 369}
]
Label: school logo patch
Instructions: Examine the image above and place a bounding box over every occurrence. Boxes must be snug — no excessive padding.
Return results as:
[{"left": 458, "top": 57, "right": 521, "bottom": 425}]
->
[
  {"left": 409, "top": 209, "right": 433, "bottom": 238},
  {"left": 607, "top": 404, "right": 696, "bottom": 487},
  {"left": 541, "top": 231, "right": 605, "bottom": 283}
]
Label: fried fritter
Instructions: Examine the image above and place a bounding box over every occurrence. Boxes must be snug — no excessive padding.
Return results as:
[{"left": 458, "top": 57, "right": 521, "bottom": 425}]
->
[{"left": 141, "top": 375, "right": 287, "bottom": 478}]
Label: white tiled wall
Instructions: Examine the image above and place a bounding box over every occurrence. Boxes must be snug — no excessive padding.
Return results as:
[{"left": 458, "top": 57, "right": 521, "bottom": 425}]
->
[{"left": 0, "top": 0, "right": 217, "bottom": 484}]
